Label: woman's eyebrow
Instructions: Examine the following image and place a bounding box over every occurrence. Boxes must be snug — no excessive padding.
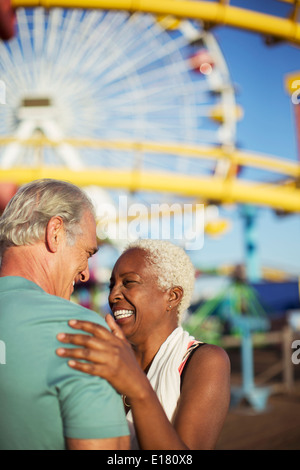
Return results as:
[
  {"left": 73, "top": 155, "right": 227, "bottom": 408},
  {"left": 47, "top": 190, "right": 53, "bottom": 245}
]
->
[{"left": 111, "top": 272, "right": 142, "bottom": 279}]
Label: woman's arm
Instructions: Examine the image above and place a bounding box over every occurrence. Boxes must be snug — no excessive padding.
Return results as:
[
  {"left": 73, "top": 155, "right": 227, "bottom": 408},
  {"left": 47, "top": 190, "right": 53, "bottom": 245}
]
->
[
  {"left": 174, "top": 344, "right": 231, "bottom": 449},
  {"left": 130, "top": 343, "right": 230, "bottom": 450},
  {"left": 56, "top": 316, "right": 230, "bottom": 449}
]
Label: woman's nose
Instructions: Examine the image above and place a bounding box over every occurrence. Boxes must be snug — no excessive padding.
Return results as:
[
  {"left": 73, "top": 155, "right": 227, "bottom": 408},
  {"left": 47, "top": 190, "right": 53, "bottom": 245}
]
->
[{"left": 108, "top": 284, "right": 124, "bottom": 303}]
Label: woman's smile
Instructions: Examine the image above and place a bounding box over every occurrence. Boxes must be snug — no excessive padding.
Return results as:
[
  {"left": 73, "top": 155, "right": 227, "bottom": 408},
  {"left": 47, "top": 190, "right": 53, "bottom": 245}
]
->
[{"left": 113, "top": 309, "right": 135, "bottom": 321}]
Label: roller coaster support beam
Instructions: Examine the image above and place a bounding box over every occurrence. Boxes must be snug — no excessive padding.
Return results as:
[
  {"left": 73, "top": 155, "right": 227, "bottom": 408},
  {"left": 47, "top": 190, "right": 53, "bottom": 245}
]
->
[{"left": 11, "top": 0, "right": 300, "bottom": 46}]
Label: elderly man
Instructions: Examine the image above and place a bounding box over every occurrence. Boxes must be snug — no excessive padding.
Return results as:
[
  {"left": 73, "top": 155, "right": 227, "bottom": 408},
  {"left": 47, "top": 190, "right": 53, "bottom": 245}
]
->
[{"left": 0, "top": 179, "right": 130, "bottom": 450}]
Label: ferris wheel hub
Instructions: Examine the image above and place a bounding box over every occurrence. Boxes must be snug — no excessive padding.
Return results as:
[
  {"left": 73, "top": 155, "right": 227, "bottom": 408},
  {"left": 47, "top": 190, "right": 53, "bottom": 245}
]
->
[{"left": 18, "top": 96, "right": 56, "bottom": 121}]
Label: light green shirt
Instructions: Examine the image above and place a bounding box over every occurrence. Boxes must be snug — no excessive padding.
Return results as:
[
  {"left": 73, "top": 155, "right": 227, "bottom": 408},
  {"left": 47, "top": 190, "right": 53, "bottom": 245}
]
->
[{"left": 0, "top": 276, "right": 129, "bottom": 450}]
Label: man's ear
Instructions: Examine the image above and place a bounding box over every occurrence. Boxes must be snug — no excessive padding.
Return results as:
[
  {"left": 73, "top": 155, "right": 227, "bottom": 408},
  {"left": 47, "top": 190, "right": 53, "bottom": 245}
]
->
[{"left": 45, "top": 216, "right": 64, "bottom": 253}]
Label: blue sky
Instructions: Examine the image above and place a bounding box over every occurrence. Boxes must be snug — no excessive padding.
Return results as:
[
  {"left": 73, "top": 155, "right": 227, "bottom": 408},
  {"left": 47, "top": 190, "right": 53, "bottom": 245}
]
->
[{"left": 188, "top": 1, "right": 300, "bottom": 278}]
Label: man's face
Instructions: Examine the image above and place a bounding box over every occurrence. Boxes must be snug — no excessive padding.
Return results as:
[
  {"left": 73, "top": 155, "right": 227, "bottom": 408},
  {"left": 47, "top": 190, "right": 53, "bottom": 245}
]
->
[{"left": 57, "top": 210, "right": 98, "bottom": 300}]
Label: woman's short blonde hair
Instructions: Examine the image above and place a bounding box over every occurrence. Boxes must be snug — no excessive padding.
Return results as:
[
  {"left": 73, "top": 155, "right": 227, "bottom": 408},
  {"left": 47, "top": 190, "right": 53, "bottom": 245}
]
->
[
  {"left": 124, "top": 239, "right": 195, "bottom": 322},
  {"left": 0, "top": 178, "right": 95, "bottom": 257}
]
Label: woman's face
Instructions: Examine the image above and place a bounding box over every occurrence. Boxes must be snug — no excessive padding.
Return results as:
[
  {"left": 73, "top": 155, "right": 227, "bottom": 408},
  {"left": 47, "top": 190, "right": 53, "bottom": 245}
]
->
[{"left": 108, "top": 248, "right": 174, "bottom": 344}]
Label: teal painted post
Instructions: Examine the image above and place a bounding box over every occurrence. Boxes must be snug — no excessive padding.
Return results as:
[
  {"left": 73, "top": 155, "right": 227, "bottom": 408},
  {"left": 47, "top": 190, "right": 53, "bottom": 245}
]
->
[
  {"left": 241, "top": 325, "right": 254, "bottom": 392},
  {"left": 242, "top": 205, "right": 261, "bottom": 283}
]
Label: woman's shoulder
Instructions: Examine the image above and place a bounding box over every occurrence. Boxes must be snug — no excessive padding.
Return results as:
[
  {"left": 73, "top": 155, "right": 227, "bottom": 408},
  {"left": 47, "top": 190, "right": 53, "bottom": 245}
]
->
[
  {"left": 193, "top": 342, "right": 230, "bottom": 367},
  {"left": 181, "top": 342, "right": 230, "bottom": 386}
]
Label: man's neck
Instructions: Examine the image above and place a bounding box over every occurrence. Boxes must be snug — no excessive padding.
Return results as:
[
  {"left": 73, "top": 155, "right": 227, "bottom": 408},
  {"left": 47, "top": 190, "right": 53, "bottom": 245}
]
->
[{"left": 0, "top": 245, "right": 53, "bottom": 294}]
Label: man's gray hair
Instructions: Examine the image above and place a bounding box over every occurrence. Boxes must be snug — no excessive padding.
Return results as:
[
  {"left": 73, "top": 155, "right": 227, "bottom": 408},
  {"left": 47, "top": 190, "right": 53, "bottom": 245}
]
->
[
  {"left": 124, "top": 239, "right": 195, "bottom": 322},
  {"left": 0, "top": 179, "right": 95, "bottom": 257}
]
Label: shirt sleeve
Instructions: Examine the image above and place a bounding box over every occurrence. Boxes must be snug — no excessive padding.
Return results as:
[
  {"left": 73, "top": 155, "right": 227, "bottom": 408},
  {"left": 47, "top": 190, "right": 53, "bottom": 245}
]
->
[{"left": 56, "top": 370, "right": 129, "bottom": 439}]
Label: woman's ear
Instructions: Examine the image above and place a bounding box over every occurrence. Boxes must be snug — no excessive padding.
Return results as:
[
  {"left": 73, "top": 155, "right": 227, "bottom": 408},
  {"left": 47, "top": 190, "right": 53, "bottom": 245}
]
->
[
  {"left": 168, "top": 286, "right": 183, "bottom": 310},
  {"left": 45, "top": 216, "right": 64, "bottom": 253}
]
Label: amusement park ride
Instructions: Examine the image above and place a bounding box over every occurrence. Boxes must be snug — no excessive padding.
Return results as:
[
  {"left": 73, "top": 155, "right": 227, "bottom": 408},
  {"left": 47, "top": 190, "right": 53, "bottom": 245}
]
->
[
  {"left": 0, "top": 0, "right": 299, "bottom": 213},
  {"left": 0, "top": 0, "right": 300, "bottom": 411}
]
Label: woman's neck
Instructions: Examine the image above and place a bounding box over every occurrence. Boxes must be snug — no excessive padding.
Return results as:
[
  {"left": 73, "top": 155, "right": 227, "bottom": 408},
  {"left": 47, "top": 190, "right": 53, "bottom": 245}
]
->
[{"left": 131, "top": 325, "right": 178, "bottom": 372}]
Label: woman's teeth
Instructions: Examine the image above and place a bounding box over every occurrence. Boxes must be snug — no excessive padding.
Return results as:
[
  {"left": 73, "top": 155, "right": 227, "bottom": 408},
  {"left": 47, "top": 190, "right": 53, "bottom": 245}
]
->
[{"left": 114, "top": 310, "right": 134, "bottom": 319}]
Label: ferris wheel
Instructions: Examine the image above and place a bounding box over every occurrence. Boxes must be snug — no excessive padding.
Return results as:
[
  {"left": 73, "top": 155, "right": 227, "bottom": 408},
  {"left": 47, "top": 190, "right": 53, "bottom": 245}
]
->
[
  {"left": 0, "top": 6, "right": 242, "bottom": 250},
  {"left": 0, "top": 7, "right": 238, "bottom": 174}
]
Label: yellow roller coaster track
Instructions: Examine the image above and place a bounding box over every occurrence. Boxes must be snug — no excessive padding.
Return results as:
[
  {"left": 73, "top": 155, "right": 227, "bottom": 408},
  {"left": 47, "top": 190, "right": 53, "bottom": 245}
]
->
[
  {"left": 4, "top": 1, "right": 300, "bottom": 212},
  {"left": 0, "top": 136, "right": 299, "bottom": 212},
  {"left": 1, "top": 136, "right": 299, "bottom": 178},
  {"left": 11, "top": 0, "right": 300, "bottom": 45}
]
